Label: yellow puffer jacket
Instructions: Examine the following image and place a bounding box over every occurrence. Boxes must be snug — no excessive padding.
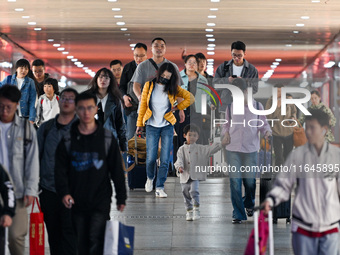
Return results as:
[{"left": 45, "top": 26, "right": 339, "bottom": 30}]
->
[{"left": 137, "top": 81, "right": 194, "bottom": 127}]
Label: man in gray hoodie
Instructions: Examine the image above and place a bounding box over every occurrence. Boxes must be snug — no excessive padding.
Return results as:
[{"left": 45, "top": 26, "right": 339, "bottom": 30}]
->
[{"left": 263, "top": 108, "right": 340, "bottom": 255}]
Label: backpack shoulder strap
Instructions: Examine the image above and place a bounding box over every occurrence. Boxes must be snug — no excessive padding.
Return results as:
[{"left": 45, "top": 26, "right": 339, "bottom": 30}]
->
[{"left": 149, "top": 58, "right": 159, "bottom": 71}]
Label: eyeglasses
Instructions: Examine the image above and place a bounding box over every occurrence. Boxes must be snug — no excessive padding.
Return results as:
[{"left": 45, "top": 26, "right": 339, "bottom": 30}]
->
[
  {"left": 77, "top": 105, "right": 97, "bottom": 113},
  {"left": 232, "top": 53, "right": 243, "bottom": 59},
  {"left": 134, "top": 54, "right": 146, "bottom": 59},
  {"left": 98, "top": 75, "right": 110, "bottom": 80},
  {"left": 0, "top": 104, "right": 15, "bottom": 112},
  {"left": 60, "top": 97, "right": 75, "bottom": 103}
]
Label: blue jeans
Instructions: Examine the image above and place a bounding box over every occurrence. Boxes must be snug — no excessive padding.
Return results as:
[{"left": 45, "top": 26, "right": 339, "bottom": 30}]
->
[
  {"left": 292, "top": 231, "right": 339, "bottom": 255},
  {"left": 126, "top": 111, "right": 138, "bottom": 141},
  {"left": 181, "top": 179, "right": 200, "bottom": 210},
  {"left": 225, "top": 150, "right": 257, "bottom": 221},
  {"left": 146, "top": 124, "right": 174, "bottom": 189}
]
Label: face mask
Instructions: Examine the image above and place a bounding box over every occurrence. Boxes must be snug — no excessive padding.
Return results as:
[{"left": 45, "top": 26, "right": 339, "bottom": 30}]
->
[{"left": 159, "top": 77, "right": 170, "bottom": 85}]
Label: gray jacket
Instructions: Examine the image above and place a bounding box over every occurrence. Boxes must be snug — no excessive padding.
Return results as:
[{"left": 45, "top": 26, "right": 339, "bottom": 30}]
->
[
  {"left": 38, "top": 114, "right": 77, "bottom": 193},
  {"left": 174, "top": 142, "right": 222, "bottom": 183},
  {"left": 6, "top": 115, "right": 39, "bottom": 199},
  {"left": 214, "top": 59, "right": 258, "bottom": 109},
  {"left": 266, "top": 142, "right": 340, "bottom": 232}
]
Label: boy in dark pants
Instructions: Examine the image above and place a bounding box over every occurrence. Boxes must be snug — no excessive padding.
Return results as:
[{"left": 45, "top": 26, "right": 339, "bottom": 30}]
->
[{"left": 55, "top": 92, "right": 127, "bottom": 255}]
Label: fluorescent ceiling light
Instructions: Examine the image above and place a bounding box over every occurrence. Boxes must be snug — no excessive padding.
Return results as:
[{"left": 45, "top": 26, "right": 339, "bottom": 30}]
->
[
  {"left": 286, "top": 44, "right": 292, "bottom": 47},
  {"left": 108, "top": 0, "right": 117, "bottom": 1},
  {"left": 112, "top": 8, "right": 121, "bottom": 11},
  {"left": 206, "top": 34, "right": 214, "bottom": 37},
  {"left": 71, "top": 59, "right": 78, "bottom": 62},
  {"left": 74, "top": 62, "right": 81, "bottom": 65},
  {"left": 53, "top": 44, "right": 61, "bottom": 47},
  {"left": 205, "top": 28, "right": 214, "bottom": 32},
  {"left": 116, "top": 22, "right": 125, "bottom": 25},
  {"left": 324, "top": 61, "right": 335, "bottom": 68},
  {"left": 15, "top": 8, "right": 24, "bottom": 11},
  {"left": 293, "top": 31, "right": 299, "bottom": 34},
  {"left": 57, "top": 47, "right": 65, "bottom": 51},
  {"left": 83, "top": 67, "right": 89, "bottom": 70},
  {"left": 207, "top": 52, "right": 215, "bottom": 55},
  {"left": 28, "top": 22, "right": 36, "bottom": 25},
  {"left": 275, "top": 58, "right": 282, "bottom": 62},
  {"left": 208, "top": 15, "right": 216, "bottom": 19},
  {"left": 211, "top": 0, "right": 220, "bottom": 2},
  {"left": 272, "top": 62, "right": 280, "bottom": 65},
  {"left": 129, "top": 44, "right": 136, "bottom": 47},
  {"left": 48, "top": 39, "right": 54, "bottom": 42},
  {"left": 208, "top": 44, "right": 216, "bottom": 47},
  {"left": 114, "top": 15, "right": 123, "bottom": 18},
  {"left": 67, "top": 56, "right": 74, "bottom": 59},
  {"left": 34, "top": 28, "right": 42, "bottom": 31},
  {"left": 207, "top": 23, "right": 216, "bottom": 27},
  {"left": 301, "top": 16, "right": 310, "bottom": 20},
  {"left": 207, "top": 38, "right": 215, "bottom": 42},
  {"left": 210, "top": 8, "right": 218, "bottom": 11},
  {"left": 296, "top": 23, "right": 305, "bottom": 27},
  {"left": 270, "top": 65, "right": 277, "bottom": 69},
  {"left": 22, "top": 16, "right": 30, "bottom": 19},
  {"left": 120, "top": 28, "right": 128, "bottom": 31},
  {"left": 207, "top": 59, "right": 214, "bottom": 62},
  {"left": 311, "top": 0, "right": 320, "bottom": 2},
  {"left": 207, "top": 47, "right": 215, "bottom": 51},
  {"left": 62, "top": 52, "right": 69, "bottom": 54},
  {"left": 8, "top": 0, "right": 16, "bottom": 2}
]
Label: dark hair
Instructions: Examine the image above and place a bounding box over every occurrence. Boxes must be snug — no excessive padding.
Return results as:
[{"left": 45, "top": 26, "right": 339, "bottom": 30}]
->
[
  {"left": 183, "top": 124, "right": 200, "bottom": 135},
  {"left": 152, "top": 37, "right": 166, "bottom": 45},
  {"left": 195, "top": 52, "right": 206, "bottom": 60},
  {"left": 232, "top": 78, "right": 247, "bottom": 91},
  {"left": 88, "top": 68, "right": 123, "bottom": 105},
  {"left": 134, "top": 43, "right": 147, "bottom": 51},
  {"left": 0, "top": 85, "right": 21, "bottom": 103},
  {"left": 286, "top": 93, "right": 293, "bottom": 98},
  {"left": 15, "top": 59, "right": 30, "bottom": 70},
  {"left": 32, "top": 59, "right": 45, "bottom": 67},
  {"left": 75, "top": 92, "right": 97, "bottom": 106},
  {"left": 184, "top": 54, "right": 198, "bottom": 64},
  {"left": 156, "top": 63, "right": 178, "bottom": 96},
  {"left": 305, "top": 109, "right": 330, "bottom": 128},
  {"left": 231, "top": 41, "right": 246, "bottom": 52},
  {"left": 110, "top": 60, "right": 122, "bottom": 67},
  {"left": 44, "top": 78, "right": 59, "bottom": 94},
  {"left": 311, "top": 90, "right": 321, "bottom": 98},
  {"left": 60, "top": 87, "right": 78, "bottom": 98},
  {"left": 274, "top": 83, "right": 284, "bottom": 88}
]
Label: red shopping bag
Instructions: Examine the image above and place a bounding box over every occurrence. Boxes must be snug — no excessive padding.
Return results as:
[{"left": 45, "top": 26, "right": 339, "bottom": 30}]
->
[
  {"left": 244, "top": 211, "right": 270, "bottom": 255},
  {"left": 30, "top": 197, "right": 44, "bottom": 255}
]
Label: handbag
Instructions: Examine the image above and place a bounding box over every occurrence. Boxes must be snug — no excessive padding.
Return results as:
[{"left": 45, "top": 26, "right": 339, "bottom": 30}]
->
[
  {"left": 103, "top": 220, "right": 134, "bottom": 255},
  {"left": 30, "top": 197, "right": 44, "bottom": 255},
  {"left": 293, "top": 120, "right": 307, "bottom": 147}
]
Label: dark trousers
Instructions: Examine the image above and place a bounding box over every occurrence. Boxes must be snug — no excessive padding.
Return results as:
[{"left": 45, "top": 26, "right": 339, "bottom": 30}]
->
[
  {"left": 39, "top": 188, "right": 77, "bottom": 255},
  {"left": 273, "top": 134, "right": 294, "bottom": 167},
  {"left": 72, "top": 210, "right": 108, "bottom": 255}
]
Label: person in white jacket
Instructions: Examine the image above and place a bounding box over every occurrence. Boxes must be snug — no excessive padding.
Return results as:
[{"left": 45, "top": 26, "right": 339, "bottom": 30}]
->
[
  {"left": 174, "top": 124, "right": 228, "bottom": 221},
  {"left": 263, "top": 108, "right": 340, "bottom": 255}
]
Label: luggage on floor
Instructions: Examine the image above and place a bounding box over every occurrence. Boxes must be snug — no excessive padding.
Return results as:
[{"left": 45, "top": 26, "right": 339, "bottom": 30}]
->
[
  {"left": 127, "top": 155, "right": 157, "bottom": 190},
  {"left": 273, "top": 196, "right": 291, "bottom": 224}
]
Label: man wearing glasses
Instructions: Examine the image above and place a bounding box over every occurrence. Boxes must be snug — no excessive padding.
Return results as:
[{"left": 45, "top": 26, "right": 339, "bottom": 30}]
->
[
  {"left": 55, "top": 92, "right": 127, "bottom": 255},
  {"left": 38, "top": 87, "right": 79, "bottom": 255},
  {"left": 119, "top": 42, "right": 148, "bottom": 140},
  {"left": 214, "top": 41, "right": 259, "bottom": 112}
]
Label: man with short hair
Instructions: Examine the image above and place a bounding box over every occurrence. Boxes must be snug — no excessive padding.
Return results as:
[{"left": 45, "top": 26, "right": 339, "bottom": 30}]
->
[
  {"left": 119, "top": 42, "right": 148, "bottom": 140},
  {"left": 132, "top": 37, "right": 184, "bottom": 121},
  {"left": 32, "top": 59, "right": 50, "bottom": 97},
  {"left": 263, "top": 109, "right": 340, "bottom": 255},
  {"left": 214, "top": 41, "right": 258, "bottom": 112},
  {"left": 55, "top": 92, "right": 127, "bottom": 255},
  {"left": 0, "top": 85, "right": 39, "bottom": 255},
  {"left": 38, "top": 87, "right": 79, "bottom": 255},
  {"left": 110, "top": 60, "right": 123, "bottom": 86}
]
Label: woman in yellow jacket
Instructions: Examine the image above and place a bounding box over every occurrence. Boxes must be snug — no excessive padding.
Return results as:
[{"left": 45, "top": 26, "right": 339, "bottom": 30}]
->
[{"left": 136, "top": 63, "right": 194, "bottom": 198}]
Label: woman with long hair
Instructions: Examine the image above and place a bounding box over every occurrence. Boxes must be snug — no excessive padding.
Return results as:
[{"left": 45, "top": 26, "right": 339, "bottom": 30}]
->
[
  {"left": 299, "top": 90, "right": 336, "bottom": 142},
  {"left": 87, "top": 67, "right": 127, "bottom": 151},
  {"left": 136, "top": 63, "right": 194, "bottom": 198}
]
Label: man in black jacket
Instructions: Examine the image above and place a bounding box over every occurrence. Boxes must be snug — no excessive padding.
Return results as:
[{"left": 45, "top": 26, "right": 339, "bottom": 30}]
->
[
  {"left": 119, "top": 42, "right": 148, "bottom": 140},
  {"left": 55, "top": 92, "right": 127, "bottom": 255}
]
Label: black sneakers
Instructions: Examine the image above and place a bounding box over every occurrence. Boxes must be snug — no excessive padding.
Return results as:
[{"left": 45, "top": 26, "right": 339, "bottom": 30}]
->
[
  {"left": 246, "top": 208, "right": 254, "bottom": 217},
  {"left": 232, "top": 219, "right": 242, "bottom": 224}
]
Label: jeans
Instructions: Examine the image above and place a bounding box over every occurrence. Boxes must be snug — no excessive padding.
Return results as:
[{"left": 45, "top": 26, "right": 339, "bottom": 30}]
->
[
  {"left": 146, "top": 124, "right": 174, "bottom": 189},
  {"left": 126, "top": 111, "right": 138, "bottom": 141},
  {"left": 225, "top": 150, "right": 257, "bottom": 221},
  {"left": 181, "top": 179, "right": 200, "bottom": 210},
  {"left": 39, "top": 188, "right": 77, "bottom": 255},
  {"left": 273, "top": 134, "right": 294, "bottom": 167},
  {"left": 292, "top": 231, "right": 339, "bottom": 255},
  {"left": 72, "top": 210, "right": 109, "bottom": 255}
]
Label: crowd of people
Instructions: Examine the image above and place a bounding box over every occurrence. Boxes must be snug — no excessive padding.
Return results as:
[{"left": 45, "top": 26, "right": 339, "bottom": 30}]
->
[{"left": 0, "top": 37, "right": 338, "bottom": 255}]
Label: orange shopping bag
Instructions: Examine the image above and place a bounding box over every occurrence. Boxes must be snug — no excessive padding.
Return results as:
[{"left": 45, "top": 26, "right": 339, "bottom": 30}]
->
[{"left": 30, "top": 197, "right": 44, "bottom": 255}]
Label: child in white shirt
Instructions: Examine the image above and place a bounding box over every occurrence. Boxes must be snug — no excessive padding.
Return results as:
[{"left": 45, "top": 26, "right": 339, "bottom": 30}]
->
[{"left": 36, "top": 78, "right": 60, "bottom": 127}]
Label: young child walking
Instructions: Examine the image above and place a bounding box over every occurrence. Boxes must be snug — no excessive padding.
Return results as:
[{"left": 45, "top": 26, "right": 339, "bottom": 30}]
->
[
  {"left": 36, "top": 78, "right": 60, "bottom": 127},
  {"left": 174, "top": 124, "right": 226, "bottom": 221}
]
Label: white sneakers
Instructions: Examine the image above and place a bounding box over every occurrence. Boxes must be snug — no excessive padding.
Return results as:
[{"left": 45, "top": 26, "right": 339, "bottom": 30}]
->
[
  {"left": 145, "top": 178, "right": 153, "bottom": 192},
  {"left": 155, "top": 189, "right": 168, "bottom": 198},
  {"left": 186, "top": 207, "right": 200, "bottom": 221},
  {"left": 186, "top": 210, "right": 193, "bottom": 221},
  {"left": 193, "top": 207, "right": 200, "bottom": 220}
]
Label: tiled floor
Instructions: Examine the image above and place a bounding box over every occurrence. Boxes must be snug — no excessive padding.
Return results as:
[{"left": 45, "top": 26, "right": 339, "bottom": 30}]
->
[{"left": 23, "top": 177, "right": 340, "bottom": 254}]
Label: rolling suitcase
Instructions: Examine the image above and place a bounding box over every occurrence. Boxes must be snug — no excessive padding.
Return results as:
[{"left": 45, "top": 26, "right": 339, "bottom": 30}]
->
[
  {"left": 127, "top": 155, "right": 157, "bottom": 190},
  {"left": 244, "top": 209, "right": 274, "bottom": 255},
  {"left": 273, "top": 194, "right": 291, "bottom": 224}
]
